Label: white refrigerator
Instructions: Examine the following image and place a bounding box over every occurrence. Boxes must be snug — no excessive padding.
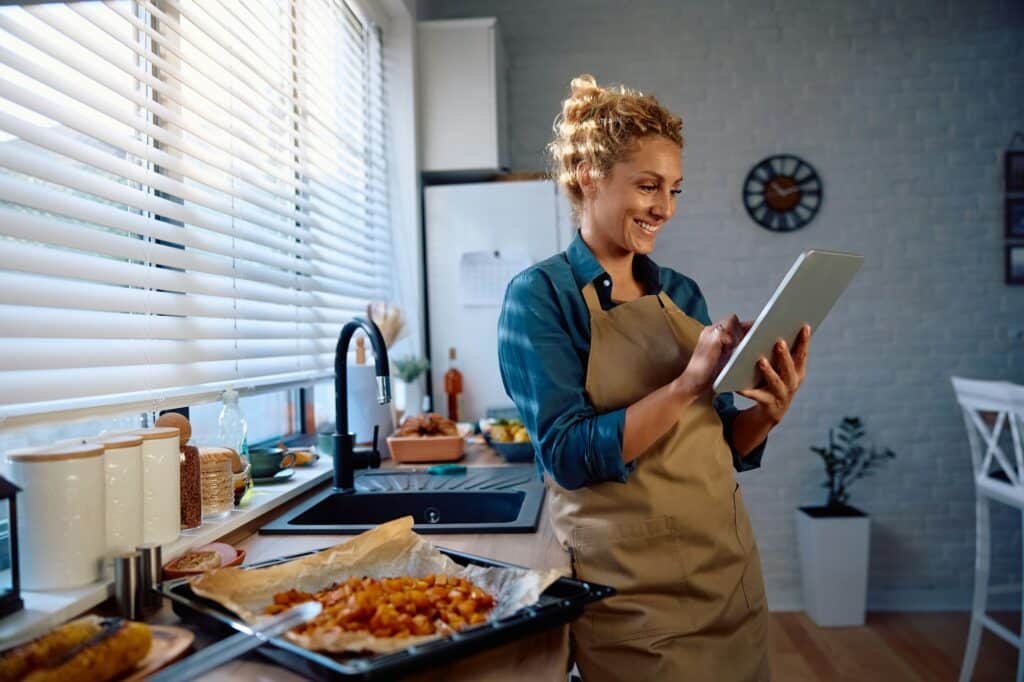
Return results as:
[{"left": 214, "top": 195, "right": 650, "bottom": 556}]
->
[{"left": 423, "top": 180, "right": 574, "bottom": 422}]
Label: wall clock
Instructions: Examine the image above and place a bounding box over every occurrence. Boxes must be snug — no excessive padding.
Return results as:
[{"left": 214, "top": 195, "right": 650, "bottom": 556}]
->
[{"left": 742, "top": 154, "right": 822, "bottom": 231}]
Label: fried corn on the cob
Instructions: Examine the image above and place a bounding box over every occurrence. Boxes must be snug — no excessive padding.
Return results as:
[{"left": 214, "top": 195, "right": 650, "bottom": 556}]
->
[
  {"left": 0, "top": 617, "right": 152, "bottom": 682},
  {"left": 0, "top": 616, "right": 104, "bottom": 682},
  {"left": 22, "top": 620, "right": 151, "bottom": 682}
]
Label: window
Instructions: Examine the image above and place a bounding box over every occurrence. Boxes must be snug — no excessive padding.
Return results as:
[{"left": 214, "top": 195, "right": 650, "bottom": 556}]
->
[
  {"left": 0, "top": 410, "right": 146, "bottom": 451},
  {"left": 0, "top": 1, "right": 393, "bottom": 431},
  {"left": 188, "top": 389, "right": 300, "bottom": 447},
  {"left": 313, "top": 379, "right": 336, "bottom": 432}
]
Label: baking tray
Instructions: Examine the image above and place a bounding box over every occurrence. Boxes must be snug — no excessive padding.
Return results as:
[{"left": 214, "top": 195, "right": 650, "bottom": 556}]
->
[{"left": 161, "top": 546, "right": 613, "bottom": 680}]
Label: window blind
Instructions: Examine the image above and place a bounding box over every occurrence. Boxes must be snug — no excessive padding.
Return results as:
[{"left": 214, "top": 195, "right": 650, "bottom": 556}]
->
[{"left": 0, "top": 0, "right": 393, "bottom": 429}]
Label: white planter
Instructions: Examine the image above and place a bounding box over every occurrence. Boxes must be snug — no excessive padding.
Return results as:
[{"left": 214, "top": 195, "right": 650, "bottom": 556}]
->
[{"left": 796, "top": 506, "right": 870, "bottom": 627}]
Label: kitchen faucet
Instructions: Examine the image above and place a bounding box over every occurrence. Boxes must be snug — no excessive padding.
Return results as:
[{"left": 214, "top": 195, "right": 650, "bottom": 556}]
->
[{"left": 334, "top": 317, "right": 391, "bottom": 493}]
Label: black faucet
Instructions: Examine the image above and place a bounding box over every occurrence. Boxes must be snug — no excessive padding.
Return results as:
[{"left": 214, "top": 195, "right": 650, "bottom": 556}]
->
[{"left": 334, "top": 317, "right": 391, "bottom": 493}]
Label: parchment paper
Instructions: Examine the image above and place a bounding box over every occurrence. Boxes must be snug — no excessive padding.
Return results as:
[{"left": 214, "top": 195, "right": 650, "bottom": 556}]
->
[{"left": 190, "top": 516, "right": 562, "bottom": 654}]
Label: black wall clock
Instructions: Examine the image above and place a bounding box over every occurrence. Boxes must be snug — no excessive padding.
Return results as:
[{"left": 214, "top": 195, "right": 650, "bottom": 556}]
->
[{"left": 742, "top": 154, "right": 822, "bottom": 231}]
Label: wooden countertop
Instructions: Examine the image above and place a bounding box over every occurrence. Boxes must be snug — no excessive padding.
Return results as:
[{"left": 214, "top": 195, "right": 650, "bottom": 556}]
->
[{"left": 157, "top": 441, "right": 573, "bottom": 681}]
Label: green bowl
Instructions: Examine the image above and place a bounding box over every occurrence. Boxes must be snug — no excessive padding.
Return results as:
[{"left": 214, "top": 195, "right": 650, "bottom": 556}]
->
[{"left": 248, "top": 447, "right": 295, "bottom": 478}]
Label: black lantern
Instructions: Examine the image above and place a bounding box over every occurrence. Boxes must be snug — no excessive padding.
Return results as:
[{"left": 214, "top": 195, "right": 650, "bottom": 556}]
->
[{"left": 0, "top": 475, "right": 23, "bottom": 619}]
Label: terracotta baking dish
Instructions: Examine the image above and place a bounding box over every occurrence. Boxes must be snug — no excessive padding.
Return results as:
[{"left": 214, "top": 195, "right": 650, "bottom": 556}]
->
[
  {"left": 163, "top": 546, "right": 245, "bottom": 580},
  {"left": 386, "top": 434, "right": 464, "bottom": 463}
]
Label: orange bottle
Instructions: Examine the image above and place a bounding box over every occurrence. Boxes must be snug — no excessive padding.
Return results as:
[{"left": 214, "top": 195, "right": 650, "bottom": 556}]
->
[{"left": 443, "top": 347, "right": 463, "bottom": 421}]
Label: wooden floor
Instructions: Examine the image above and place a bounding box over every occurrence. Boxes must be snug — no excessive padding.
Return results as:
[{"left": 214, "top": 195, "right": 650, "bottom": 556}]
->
[{"left": 771, "top": 611, "right": 1018, "bottom": 681}]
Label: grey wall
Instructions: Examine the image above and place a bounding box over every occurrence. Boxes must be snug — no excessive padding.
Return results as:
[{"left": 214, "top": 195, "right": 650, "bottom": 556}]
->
[{"left": 422, "top": 0, "right": 1024, "bottom": 609}]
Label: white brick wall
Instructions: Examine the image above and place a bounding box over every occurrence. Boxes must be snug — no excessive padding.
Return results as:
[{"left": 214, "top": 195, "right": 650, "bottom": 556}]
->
[{"left": 423, "top": 0, "right": 1024, "bottom": 610}]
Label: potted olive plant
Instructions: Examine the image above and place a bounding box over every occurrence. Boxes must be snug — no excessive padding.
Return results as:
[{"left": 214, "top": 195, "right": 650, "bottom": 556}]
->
[{"left": 796, "top": 416, "right": 896, "bottom": 626}]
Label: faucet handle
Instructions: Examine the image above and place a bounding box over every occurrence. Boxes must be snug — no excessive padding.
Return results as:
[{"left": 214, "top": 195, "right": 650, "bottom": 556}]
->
[{"left": 369, "top": 424, "right": 381, "bottom": 469}]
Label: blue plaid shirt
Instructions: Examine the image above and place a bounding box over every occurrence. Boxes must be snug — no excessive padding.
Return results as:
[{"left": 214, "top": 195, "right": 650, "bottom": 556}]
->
[{"left": 497, "top": 232, "right": 767, "bottom": 491}]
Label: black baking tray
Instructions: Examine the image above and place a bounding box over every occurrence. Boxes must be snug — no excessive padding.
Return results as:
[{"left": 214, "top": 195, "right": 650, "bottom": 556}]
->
[{"left": 161, "top": 547, "right": 613, "bottom": 680}]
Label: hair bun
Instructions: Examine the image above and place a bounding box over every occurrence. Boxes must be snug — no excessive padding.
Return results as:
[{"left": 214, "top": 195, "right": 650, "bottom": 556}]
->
[
  {"left": 569, "top": 74, "right": 600, "bottom": 100},
  {"left": 548, "top": 73, "right": 682, "bottom": 222},
  {"left": 558, "top": 74, "right": 603, "bottom": 129}
]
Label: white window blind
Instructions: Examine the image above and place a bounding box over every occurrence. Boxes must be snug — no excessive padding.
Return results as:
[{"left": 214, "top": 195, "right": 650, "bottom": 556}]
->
[{"left": 0, "top": 0, "right": 393, "bottom": 429}]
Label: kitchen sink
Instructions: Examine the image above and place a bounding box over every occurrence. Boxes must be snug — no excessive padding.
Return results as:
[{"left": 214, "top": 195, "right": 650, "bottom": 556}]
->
[{"left": 260, "top": 466, "right": 545, "bottom": 534}]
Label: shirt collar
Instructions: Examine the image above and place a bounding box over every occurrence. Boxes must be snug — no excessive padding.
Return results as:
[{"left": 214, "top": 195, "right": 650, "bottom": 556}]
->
[{"left": 566, "top": 231, "right": 663, "bottom": 303}]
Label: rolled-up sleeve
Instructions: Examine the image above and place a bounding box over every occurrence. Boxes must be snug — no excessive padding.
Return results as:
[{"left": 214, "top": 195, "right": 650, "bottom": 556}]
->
[
  {"left": 713, "top": 392, "right": 767, "bottom": 472},
  {"left": 498, "top": 271, "right": 631, "bottom": 490},
  {"left": 688, "top": 284, "right": 768, "bottom": 472}
]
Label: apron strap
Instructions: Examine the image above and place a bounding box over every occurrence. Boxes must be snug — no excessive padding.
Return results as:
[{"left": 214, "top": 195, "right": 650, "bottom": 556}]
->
[
  {"left": 580, "top": 282, "right": 604, "bottom": 314},
  {"left": 656, "top": 290, "right": 675, "bottom": 309}
]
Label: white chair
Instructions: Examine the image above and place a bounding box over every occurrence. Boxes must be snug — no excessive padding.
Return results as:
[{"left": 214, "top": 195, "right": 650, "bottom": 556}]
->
[{"left": 951, "top": 376, "right": 1024, "bottom": 682}]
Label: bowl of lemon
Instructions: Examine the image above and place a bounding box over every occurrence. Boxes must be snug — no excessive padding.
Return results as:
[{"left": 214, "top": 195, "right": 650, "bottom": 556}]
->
[{"left": 483, "top": 418, "right": 535, "bottom": 462}]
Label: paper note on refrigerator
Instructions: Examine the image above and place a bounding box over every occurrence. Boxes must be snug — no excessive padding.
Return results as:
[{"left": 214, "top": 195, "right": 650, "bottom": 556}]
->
[{"left": 458, "top": 250, "right": 532, "bottom": 307}]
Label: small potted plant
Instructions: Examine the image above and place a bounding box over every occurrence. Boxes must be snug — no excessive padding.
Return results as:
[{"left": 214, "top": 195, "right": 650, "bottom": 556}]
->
[
  {"left": 797, "top": 416, "right": 896, "bottom": 627},
  {"left": 392, "top": 356, "right": 430, "bottom": 420}
]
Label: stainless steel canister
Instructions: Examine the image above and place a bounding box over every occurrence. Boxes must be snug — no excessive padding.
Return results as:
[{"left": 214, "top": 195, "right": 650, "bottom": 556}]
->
[
  {"left": 113, "top": 551, "right": 141, "bottom": 620},
  {"left": 136, "top": 543, "right": 163, "bottom": 611}
]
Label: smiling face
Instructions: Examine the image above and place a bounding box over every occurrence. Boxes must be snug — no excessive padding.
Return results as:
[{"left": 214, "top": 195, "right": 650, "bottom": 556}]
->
[{"left": 581, "top": 135, "right": 683, "bottom": 257}]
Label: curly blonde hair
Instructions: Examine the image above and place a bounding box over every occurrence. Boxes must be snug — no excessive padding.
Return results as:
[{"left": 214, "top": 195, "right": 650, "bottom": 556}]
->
[{"left": 547, "top": 74, "right": 683, "bottom": 220}]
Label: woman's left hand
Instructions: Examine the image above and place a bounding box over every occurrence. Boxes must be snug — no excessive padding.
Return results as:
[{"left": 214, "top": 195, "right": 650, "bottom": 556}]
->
[{"left": 737, "top": 324, "right": 811, "bottom": 426}]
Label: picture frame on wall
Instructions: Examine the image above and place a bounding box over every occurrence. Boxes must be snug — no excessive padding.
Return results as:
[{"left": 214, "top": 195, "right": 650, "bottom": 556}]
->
[
  {"left": 1007, "top": 245, "right": 1024, "bottom": 286},
  {"left": 1007, "top": 151, "right": 1024, "bottom": 192},
  {"left": 1006, "top": 198, "right": 1024, "bottom": 239}
]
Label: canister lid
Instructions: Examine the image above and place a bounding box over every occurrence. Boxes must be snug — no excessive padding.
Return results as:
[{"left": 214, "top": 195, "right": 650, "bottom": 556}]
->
[
  {"left": 131, "top": 427, "right": 180, "bottom": 441},
  {"left": 198, "top": 447, "right": 235, "bottom": 464},
  {"left": 199, "top": 446, "right": 243, "bottom": 473},
  {"left": 93, "top": 434, "right": 144, "bottom": 449},
  {"left": 55, "top": 434, "right": 144, "bottom": 450},
  {"left": 7, "top": 442, "right": 105, "bottom": 462}
]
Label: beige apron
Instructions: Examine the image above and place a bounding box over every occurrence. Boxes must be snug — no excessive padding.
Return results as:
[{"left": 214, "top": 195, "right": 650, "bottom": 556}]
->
[{"left": 548, "top": 283, "right": 770, "bottom": 682}]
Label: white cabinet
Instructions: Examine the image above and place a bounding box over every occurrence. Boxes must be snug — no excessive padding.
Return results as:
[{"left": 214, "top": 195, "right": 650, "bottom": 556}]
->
[{"left": 418, "top": 18, "right": 508, "bottom": 173}]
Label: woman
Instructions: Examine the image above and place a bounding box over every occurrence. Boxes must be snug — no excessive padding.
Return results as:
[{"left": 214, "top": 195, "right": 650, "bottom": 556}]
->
[{"left": 497, "top": 75, "right": 811, "bottom": 681}]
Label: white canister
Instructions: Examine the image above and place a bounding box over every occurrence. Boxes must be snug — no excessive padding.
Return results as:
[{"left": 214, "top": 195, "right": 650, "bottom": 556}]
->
[
  {"left": 93, "top": 433, "right": 144, "bottom": 555},
  {"left": 348, "top": 363, "right": 394, "bottom": 457},
  {"left": 134, "top": 426, "right": 181, "bottom": 545},
  {"left": 6, "top": 442, "right": 106, "bottom": 590}
]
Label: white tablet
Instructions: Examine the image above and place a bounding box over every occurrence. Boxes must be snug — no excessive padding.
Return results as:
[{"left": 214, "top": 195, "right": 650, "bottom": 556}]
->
[{"left": 712, "top": 250, "right": 863, "bottom": 394}]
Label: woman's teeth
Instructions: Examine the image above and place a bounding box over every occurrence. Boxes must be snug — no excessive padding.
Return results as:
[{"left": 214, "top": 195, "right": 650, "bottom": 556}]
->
[{"left": 635, "top": 219, "right": 659, "bottom": 234}]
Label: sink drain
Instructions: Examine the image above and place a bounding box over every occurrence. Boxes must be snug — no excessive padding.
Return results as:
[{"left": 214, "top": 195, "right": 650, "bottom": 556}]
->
[{"left": 424, "top": 507, "right": 441, "bottom": 524}]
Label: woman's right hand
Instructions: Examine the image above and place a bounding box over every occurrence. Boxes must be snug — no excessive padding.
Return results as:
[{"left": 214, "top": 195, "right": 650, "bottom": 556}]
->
[{"left": 677, "top": 315, "right": 752, "bottom": 397}]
